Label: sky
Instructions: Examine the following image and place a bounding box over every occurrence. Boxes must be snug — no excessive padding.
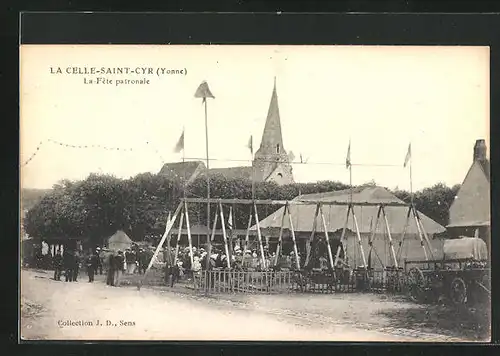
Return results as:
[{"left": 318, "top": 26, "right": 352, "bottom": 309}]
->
[{"left": 20, "top": 45, "right": 490, "bottom": 191}]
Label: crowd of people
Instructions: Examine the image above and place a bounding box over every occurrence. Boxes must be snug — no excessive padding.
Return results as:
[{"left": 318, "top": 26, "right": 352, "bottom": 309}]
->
[
  {"left": 50, "top": 243, "right": 152, "bottom": 285},
  {"left": 162, "top": 244, "right": 304, "bottom": 286}
]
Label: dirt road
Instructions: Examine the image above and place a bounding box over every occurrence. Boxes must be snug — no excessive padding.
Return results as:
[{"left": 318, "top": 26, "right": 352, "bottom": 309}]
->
[{"left": 20, "top": 269, "right": 483, "bottom": 342}]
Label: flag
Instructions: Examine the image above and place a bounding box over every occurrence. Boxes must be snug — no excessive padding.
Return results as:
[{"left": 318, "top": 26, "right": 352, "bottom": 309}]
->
[
  {"left": 195, "top": 81, "right": 215, "bottom": 103},
  {"left": 346, "top": 140, "right": 351, "bottom": 169},
  {"left": 404, "top": 143, "right": 411, "bottom": 167},
  {"left": 247, "top": 135, "right": 253, "bottom": 155},
  {"left": 228, "top": 207, "right": 233, "bottom": 232},
  {"left": 174, "top": 130, "right": 184, "bottom": 153}
]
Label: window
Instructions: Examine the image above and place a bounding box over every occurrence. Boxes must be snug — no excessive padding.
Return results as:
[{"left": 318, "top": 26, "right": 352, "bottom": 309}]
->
[
  {"left": 277, "top": 173, "right": 283, "bottom": 178},
  {"left": 276, "top": 143, "right": 280, "bottom": 154}
]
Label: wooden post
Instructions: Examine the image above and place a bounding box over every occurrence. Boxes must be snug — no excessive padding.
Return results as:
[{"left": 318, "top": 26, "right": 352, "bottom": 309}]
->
[
  {"left": 253, "top": 203, "right": 266, "bottom": 269},
  {"left": 381, "top": 206, "right": 398, "bottom": 268},
  {"left": 210, "top": 204, "right": 219, "bottom": 243},
  {"left": 240, "top": 209, "right": 252, "bottom": 269},
  {"left": 140, "top": 201, "right": 183, "bottom": 289},
  {"left": 165, "top": 211, "right": 172, "bottom": 265},
  {"left": 184, "top": 201, "right": 194, "bottom": 268},
  {"left": 305, "top": 204, "right": 320, "bottom": 268},
  {"left": 351, "top": 207, "right": 367, "bottom": 268},
  {"left": 319, "top": 204, "right": 335, "bottom": 270},
  {"left": 219, "top": 202, "right": 231, "bottom": 269},
  {"left": 368, "top": 205, "right": 382, "bottom": 269},
  {"left": 414, "top": 209, "right": 435, "bottom": 260},
  {"left": 396, "top": 206, "right": 412, "bottom": 264},
  {"left": 174, "top": 209, "right": 184, "bottom": 264},
  {"left": 334, "top": 205, "right": 351, "bottom": 268},
  {"left": 274, "top": 204, "right": 288, "bottom": 267},
  {"left": 286, "top": 205, "right": 300, "bottom": 270},
  {"left": 411, "top": 205, "right": 428, "bottom": 260}
]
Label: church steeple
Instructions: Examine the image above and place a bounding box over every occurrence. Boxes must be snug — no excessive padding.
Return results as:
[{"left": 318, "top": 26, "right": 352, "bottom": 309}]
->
[
  {"left": 258, "top": 77, "right": 285, "bottom": 155},
  {"left": 253, "top": 78, "right": 294, "bottom": 184}
]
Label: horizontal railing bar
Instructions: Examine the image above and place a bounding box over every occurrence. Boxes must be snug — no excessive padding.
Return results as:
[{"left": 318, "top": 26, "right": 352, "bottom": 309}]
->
[{"left": 181, "top": 198, "right": 408, "bottom": 207}]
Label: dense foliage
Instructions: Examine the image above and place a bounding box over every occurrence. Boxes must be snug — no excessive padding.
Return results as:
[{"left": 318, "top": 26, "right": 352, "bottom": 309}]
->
[{"left": 24, "top": 172, "right": 460, "bottom": 244}]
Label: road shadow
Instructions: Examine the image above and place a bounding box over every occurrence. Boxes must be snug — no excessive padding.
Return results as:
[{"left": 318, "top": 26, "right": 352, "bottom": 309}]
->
[{"left": 377, "top": 302, "right": 491, "bottom": 341}]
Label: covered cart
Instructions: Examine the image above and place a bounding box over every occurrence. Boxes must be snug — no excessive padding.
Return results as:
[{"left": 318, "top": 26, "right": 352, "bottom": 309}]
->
[{"left": 405, "top": 237, "right": 490, "bottom": 305}]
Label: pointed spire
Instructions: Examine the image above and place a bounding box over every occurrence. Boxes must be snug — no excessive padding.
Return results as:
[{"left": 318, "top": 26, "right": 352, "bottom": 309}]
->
[{"left": 259, "top": 78, "right": 284, "bottom": 152}]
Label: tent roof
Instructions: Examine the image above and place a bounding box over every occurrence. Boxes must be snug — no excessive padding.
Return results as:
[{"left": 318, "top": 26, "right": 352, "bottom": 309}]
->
[
  {"left": 108, "top": 230, "right": 133, "bottom": 244},
  {"left": 252, "top": 186, "right": 446, "bottom": 236}
]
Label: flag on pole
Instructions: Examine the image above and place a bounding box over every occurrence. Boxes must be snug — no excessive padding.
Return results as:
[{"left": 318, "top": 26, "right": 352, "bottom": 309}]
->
[
  {"left": 194, "top": 80, "right": 215, "bottom": 103},
  {"left": 173, "top": 130, "right": 184, "bottom": 153},
  {"left": 346, "top": 140, "right": 351, "bottom": 169},
  {"left": 247, "top": 135, "right": 253, "bottom": 155},
  {"left": 404, "top": 143, "right": 412, "bottom": 167},
  {"left": 228, "top": 207, "right": 233, "bottom": 231}
]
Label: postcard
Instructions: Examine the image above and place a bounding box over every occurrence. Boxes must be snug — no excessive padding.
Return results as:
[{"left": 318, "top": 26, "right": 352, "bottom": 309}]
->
[{"left": 20, "top": 44, "right": 490, "bottom": 341}]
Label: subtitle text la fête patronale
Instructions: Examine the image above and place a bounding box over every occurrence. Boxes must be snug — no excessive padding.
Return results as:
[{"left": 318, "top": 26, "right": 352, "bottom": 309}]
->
[{"left": 83, "top": 77, "right": 151, "bottom": 86}]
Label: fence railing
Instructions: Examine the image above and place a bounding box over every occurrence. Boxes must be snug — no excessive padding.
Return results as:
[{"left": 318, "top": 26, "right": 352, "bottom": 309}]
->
[{"left": 193, "top": 268, "right": 407, "bottom": 295}]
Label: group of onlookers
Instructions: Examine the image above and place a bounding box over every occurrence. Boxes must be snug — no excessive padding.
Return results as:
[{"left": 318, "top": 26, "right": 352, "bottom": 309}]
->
[{"left": 52, "top": 249, "right": 99, "bottom": 282}]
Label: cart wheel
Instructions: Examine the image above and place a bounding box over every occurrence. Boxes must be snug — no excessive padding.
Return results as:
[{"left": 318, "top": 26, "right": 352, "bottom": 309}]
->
[
  {"left": 407, "top": 267, "right": 425, "bottom": 303},
  {"left": 450, "top": 277, "right": 467, "bottom": 305}
]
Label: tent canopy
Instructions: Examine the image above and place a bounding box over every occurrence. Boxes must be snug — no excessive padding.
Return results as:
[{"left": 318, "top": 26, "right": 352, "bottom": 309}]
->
[
  {"left": 443, "top": 237, "right": 488, "bottom": 260},
  {"left": 252, "top": 186, "right": 446, "bottom": 236}
]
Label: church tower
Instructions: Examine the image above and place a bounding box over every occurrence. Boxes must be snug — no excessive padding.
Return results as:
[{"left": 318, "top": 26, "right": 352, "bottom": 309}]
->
[{"left": 253, "top": 79, "right": 294, "bottom": 185}]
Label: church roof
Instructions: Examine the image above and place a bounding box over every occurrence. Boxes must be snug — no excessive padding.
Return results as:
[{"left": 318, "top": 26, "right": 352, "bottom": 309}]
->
[
  {"left": 205, "top": 166, "right": 254, "bottom": 180},
  {"left": 158, "top": 161, "right": 205, "bottom": 182}
]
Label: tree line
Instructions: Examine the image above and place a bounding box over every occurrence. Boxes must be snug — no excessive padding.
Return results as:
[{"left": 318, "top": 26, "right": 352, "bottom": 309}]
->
[{"left": 24, "top": 172, "right": 460, "bottom": 246}]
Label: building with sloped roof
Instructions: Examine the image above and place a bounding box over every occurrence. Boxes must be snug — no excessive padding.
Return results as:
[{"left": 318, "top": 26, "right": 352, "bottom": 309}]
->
[
  {"left": 107, "top": 230, "right": 133, "bottom": 251},
  {"left": 158, "top": 79, "right": 294, "bottom": 185},
  {"left": 447, "top": 139, "right": 490, "bottom": 248},
  {"left": 252, "top": 186, "right": 446, "bottom": 269}
]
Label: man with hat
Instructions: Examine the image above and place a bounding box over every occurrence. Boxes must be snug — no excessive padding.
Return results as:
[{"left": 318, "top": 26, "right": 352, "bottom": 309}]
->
[
  {"left": 113, "top": 250, "right": 125, "bottom": 287},
  {"left": 86, "top": 249, "right": 100, "bottom": 283},
  {"left": 95, "top": 247, "right": 103, "bottom": 275}
]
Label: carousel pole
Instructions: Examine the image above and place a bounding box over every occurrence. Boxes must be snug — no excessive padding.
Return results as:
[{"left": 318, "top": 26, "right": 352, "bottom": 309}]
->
[
  {"left": 274, "top": 203, "right": 288, "bottom": 267},
  {"left": 253, "top": 203, "right": 266, "bottom": 269},
  {"left": 287, "top": 205, "right": 300, "bottom": 270},
  {"left": 195, "top": 81, "right": 215, "bottom": 271},
  {"left": 304, "top": 204, "right": 320, "bottom": 268},
  {"left": 219, "top": 202, "right": 231, "bottom": 269},
  {"left": 174, "top": 209, "right": 184, "bottom": 264},
  {"left": 319, "top": 204, "right": 335, "bottom": 269},
  {"left": 367, "top": 205, "right": 382, "bottom": 269},
  {"left": 381, "top": 205, "right": 398, "bottom": 268}
]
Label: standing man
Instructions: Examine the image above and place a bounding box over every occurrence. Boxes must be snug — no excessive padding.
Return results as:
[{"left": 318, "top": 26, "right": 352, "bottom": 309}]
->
[
  {"left": 138, "top": 248, "right": 148, "bottom": 274},
  {"left": 114, "top": 250, "right": 125, "bottom": 287},
  {"left": 72, "top": 251, "right": 80, "bottom": 282},
  {"left": 86, "top": 250, "right": 99, "bottom": 283},
  {"left": 53, "top": 249, "right": 63, "bottom": 281},
  {"left": 125, "top": 248, "right": 137, "bottom": 274},
  {"left": 63, "top": 250, "right": 74, "bottom": 282},
  {"left": 106, "top": 251, "right": 115, "bottom": 286},
  {"left": 96, "top": 247, "right": 103, "bottom": 275}
]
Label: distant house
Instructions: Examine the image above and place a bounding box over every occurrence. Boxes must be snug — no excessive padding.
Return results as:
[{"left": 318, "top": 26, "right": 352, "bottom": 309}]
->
[
  {"left": 447, "top": 139, "right": 490, "bottom": 247},
  {"left": 158, "top": 80, "right": 295, "bottom": 186},
  {"left": 253, "top": 186, "right": 446, "bottom": 269},
  {"left": 108, "top": 230, "right": 133, "bottom": 251}
]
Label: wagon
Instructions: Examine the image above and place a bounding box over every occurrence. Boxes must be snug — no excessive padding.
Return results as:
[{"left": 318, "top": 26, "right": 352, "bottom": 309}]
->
[{"left": 404, "top": 237, "right": 490, "bottom": 305}]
